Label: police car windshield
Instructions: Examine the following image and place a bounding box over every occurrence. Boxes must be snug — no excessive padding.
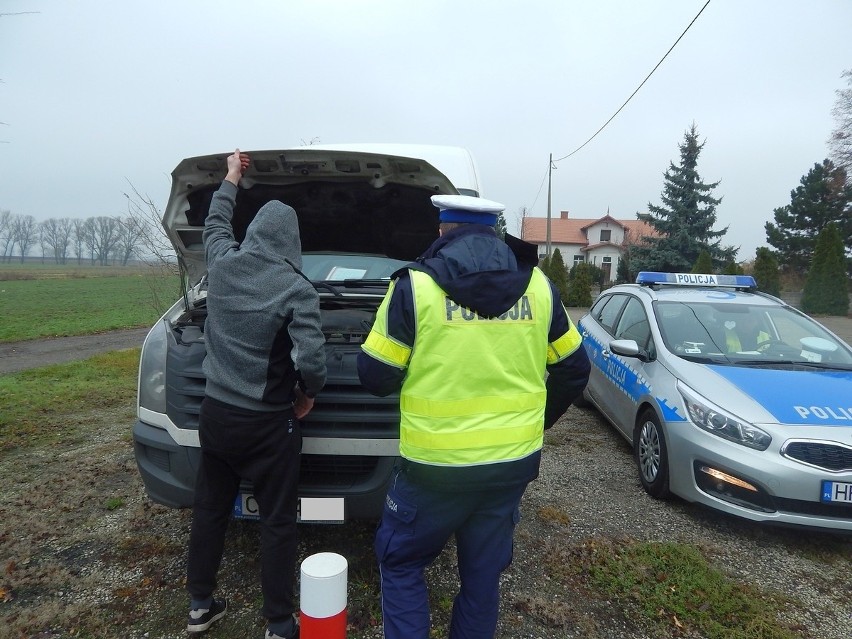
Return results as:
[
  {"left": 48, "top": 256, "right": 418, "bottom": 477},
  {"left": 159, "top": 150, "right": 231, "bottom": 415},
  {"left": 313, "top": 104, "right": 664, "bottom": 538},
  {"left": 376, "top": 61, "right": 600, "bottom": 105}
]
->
[{"left": 655, "top": 301, "right": 852, "bottom": 367}]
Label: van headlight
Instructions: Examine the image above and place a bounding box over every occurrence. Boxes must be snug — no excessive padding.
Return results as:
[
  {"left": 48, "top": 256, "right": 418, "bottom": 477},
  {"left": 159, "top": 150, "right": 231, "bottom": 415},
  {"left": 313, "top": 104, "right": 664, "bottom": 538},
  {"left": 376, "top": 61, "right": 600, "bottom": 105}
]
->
[
  {"left": 138, "top": 319, "right": 168, "bottom": 415},
  {"left": 677, "top": 382, "right": 771, "bottom": 451}
]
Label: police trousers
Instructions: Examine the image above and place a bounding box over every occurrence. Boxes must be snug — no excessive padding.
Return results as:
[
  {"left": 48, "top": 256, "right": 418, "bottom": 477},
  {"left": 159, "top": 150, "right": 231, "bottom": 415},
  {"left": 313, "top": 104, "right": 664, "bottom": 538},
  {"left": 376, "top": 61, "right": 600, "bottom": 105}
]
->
[
  {"left": 374, "top": 468, "right": 526, "bottom": 639},
  {"left": 186, "top": 396, "right": 301, "bottom": 624}
]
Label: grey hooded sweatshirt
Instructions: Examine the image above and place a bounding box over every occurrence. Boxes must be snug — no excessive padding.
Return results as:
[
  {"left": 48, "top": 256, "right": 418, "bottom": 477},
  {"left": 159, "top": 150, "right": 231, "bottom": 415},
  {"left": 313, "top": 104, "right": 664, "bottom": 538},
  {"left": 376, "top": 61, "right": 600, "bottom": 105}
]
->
[{"left": 201, "top": 180, "right": 327, "bottom": 411}]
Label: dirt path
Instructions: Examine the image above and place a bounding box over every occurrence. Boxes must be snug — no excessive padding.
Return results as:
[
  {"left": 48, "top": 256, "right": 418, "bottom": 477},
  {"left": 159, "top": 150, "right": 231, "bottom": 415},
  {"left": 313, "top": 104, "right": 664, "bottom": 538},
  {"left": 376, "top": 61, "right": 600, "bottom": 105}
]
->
[
  {"left": 2, "top": 311, "right": 849, "bottom": 376},
  {"left": 0, "top": 327, "right": 150, "bottom": 374}
]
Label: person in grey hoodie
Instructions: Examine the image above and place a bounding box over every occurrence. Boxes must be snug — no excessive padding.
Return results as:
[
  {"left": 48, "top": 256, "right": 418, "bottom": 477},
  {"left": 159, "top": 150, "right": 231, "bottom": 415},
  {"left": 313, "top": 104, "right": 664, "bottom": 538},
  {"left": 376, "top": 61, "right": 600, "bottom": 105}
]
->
[{"left": 185, "top": 149, "right": 326, "bottom": 639}]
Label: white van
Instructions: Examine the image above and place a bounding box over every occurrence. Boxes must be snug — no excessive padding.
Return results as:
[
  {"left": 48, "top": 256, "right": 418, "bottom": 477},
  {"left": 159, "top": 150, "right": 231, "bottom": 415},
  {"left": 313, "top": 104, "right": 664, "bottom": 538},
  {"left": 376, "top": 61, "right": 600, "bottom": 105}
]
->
[{"left": 133, "top": 145, "right": 482, "bottom": 521}]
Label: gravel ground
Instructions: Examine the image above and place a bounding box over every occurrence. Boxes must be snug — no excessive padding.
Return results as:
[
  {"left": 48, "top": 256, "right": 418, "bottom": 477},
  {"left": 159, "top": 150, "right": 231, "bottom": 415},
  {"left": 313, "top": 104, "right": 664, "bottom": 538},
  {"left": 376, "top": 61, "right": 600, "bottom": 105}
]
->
[
  {"left": 2, "top": 315, "right": 851, "bottom": 638},
  {"left": 1, "top": 401, "right": 849, "bottom": 639}
]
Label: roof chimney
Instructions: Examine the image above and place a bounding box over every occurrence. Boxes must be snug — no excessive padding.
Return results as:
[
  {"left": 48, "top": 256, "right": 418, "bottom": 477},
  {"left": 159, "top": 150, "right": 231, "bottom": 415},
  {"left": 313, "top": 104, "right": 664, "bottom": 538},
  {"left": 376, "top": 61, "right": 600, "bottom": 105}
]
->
[{"left": 560, "top": 210, "right": 569, "bottom": 219}]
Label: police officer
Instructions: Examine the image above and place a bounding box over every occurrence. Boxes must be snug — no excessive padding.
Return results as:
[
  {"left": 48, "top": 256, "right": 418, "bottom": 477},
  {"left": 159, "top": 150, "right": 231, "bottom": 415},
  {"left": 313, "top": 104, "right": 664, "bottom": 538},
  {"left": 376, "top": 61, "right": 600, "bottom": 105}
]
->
[
  {"left": 723, "top": 312, "right": 770, "bottom": 352},
  {"left": 357, "top": 194, "right": 591, "bottom": 639}
]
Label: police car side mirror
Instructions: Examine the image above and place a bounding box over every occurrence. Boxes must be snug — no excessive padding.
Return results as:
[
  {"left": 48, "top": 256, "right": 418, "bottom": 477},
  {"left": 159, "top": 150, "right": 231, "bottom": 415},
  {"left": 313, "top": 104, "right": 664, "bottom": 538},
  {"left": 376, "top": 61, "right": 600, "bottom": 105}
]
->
[{"left": 610, "top": 339, "right": 653, "bottom": 363}]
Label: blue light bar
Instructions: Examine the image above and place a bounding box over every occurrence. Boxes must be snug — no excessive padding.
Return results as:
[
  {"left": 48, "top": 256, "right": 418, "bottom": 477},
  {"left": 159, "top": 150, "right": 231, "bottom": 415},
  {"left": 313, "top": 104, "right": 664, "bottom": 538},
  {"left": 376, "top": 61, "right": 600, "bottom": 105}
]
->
[{"left": 636, "top": 272, "right": 757, "bottom": 289}]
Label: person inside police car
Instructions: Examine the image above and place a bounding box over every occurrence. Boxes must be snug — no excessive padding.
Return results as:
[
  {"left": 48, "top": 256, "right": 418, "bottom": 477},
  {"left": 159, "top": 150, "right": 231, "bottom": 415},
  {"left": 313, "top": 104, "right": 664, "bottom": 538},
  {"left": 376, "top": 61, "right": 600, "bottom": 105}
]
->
[
  {"left": 723, "top": 311, "right": 770, "bottom": 352},
  {"left": 357, "top": 194, "right": 591, "bottom": 639}
]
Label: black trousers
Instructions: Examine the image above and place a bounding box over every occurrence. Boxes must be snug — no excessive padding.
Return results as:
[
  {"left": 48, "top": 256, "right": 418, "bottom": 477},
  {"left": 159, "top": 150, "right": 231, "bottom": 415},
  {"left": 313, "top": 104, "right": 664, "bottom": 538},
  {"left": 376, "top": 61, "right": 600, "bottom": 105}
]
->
[{"left": 186, "top": 396, "right": 301, "bottom": 623}]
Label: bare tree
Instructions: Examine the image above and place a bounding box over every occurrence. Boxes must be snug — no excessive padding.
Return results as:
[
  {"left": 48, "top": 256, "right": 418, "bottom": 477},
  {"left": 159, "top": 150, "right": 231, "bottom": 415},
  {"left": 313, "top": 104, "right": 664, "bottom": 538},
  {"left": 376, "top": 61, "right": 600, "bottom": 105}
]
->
[
  {"left": 0, "top": 209, "right": 14, "bottom": 262},
  {"left": 11, "top": 214, "right": 36, "bottom": 263},
  {"left": 40, "top": 217, "right": 75, "bottom": 264},
  {"left": 72, "top": 218, "right": 88, "bottom": 264},
  {"left": 123, "top": 183, "right": 178, "bottom": 274},
  {"left": 80, "top": 218, "right": 97, "bottom": 264},
  {"left": 516, "top": 206, "right": 529, "bottom": 237},
  {"left": 114, "top": 216, "right": 143, "bottom": 266},
  {"left": 828, "top": 69, "right": 852, "bottom": 179},
  {"left": 85, "top": 216, "right": 122, "bottom": 265},
  {"left": 122, "top": 184, "right": 184, "bottom": 315}
]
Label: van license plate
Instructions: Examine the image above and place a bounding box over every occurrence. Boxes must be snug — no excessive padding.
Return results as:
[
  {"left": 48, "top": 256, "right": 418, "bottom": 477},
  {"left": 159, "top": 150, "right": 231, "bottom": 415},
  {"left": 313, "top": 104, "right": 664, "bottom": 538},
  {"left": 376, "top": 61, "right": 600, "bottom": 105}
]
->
[
  {"left": 821, "top": 481, "right": 852, "bottom": 504},
  {"left": 233, "top": 493, "right": 345, "bottom": 523},
  {"left": 233, "top": 493, "right": 260, "bottom": 519}
]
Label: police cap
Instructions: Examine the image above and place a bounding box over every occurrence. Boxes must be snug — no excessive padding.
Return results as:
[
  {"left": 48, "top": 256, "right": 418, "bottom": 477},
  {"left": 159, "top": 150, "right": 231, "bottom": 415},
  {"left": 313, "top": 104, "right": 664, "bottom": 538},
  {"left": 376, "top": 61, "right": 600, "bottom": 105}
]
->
[{"left": 431, "top": 194, "right": 505, "bottom": 227}]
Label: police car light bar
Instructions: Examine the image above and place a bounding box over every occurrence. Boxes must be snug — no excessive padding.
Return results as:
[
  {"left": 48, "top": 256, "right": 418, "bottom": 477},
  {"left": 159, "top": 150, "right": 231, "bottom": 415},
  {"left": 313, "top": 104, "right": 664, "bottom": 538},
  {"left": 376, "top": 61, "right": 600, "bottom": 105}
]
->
[{"left": 636, "top": 272, "right": 757, "bottom": 289}]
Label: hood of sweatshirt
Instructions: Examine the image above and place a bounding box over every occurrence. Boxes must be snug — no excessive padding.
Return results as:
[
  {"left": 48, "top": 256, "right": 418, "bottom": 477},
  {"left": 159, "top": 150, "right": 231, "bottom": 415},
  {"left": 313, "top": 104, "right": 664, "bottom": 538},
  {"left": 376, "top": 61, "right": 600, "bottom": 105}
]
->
[
  {"left": 408, "top": 226, "right": 539, "bottom": 318},
  {"left": 163, "top": 146, "right": 474, "bottom": 286},
  {"left": 240, "top": 200, "right": 303, "bottom": 270}
]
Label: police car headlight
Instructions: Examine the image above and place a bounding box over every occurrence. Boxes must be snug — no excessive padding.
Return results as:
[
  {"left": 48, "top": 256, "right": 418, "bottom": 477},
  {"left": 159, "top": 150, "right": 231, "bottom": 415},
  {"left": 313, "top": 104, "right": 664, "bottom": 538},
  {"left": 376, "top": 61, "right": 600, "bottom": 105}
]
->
[{"left": 677, "top": 382, "right": 771, "bottom": 451}]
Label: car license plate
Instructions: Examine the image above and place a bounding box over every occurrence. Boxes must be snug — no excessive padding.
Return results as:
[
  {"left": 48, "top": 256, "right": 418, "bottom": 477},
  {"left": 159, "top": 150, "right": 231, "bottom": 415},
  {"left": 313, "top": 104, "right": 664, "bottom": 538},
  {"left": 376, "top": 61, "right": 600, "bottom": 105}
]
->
[
  {"left": 233, "top": 492, "right": 345, "bottom": 523},
  {"left": 820, "top": 480, "right": 852, "bottom": 504}
]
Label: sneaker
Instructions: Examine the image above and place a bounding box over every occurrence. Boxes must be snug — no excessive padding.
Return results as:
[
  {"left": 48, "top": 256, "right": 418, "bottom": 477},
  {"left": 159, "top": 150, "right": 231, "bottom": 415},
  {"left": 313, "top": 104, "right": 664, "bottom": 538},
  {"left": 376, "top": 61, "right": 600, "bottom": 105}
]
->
[
  {"left": 186, "top": 597, "right": 227, "bottom": 633},
  {"left": 265, "top": 618, "right": 299, "bottom": 639}
]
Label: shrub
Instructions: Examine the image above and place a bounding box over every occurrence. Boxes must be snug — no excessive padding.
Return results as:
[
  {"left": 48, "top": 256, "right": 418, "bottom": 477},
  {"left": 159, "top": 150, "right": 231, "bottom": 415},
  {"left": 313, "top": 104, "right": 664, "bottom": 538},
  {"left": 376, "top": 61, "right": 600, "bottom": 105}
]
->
[{"left": 801, "top": 224, "right": 849, "bottom": 315}]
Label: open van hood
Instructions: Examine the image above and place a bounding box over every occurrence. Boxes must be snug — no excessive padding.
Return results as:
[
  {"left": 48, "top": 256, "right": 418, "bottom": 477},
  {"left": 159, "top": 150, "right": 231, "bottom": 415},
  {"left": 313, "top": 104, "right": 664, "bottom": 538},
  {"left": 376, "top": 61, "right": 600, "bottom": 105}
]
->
[{"left": 163, "top": 148, "right": 460, "bottom": 285}]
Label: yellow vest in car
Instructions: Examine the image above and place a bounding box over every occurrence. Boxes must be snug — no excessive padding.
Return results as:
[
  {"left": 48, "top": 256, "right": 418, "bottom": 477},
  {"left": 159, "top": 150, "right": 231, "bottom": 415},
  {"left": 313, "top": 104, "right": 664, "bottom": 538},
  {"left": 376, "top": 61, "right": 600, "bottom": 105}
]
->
[
  {"left": 397, "top": 268, "right": 554, "bottom": 466},
  {"left": 725, "top": 327, "right": 770, "bottom": 352}
]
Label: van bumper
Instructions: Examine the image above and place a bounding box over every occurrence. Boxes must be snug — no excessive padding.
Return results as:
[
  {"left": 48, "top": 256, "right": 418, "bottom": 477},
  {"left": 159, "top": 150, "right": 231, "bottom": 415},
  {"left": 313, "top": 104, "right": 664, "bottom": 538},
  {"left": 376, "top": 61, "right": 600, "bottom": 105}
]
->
[{"left": 132, "top": 419, "right": 397, "bottom": 519}]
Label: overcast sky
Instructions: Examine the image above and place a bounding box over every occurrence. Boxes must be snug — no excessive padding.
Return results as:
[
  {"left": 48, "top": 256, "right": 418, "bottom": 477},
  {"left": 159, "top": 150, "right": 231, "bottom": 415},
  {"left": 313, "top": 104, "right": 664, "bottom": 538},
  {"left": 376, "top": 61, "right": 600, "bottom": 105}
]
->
[{"left": 1, "top": 0, "right": 850, "bottom": 261}]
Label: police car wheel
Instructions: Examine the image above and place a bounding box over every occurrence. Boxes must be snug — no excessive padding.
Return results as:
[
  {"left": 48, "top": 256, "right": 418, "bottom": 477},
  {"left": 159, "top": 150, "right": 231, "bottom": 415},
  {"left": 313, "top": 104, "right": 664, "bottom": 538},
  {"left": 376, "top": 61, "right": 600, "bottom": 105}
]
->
[{"left": 634, "top": 409, "right": 670, "bottom": 499}]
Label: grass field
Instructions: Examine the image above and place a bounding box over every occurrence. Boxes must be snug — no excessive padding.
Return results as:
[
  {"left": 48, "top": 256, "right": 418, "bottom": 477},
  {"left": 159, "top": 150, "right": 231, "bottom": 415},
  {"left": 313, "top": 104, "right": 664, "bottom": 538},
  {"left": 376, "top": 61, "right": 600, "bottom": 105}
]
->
[
  {"left": 0, "top": 265, "right": 181, "bottom": 342},
  {"left": 0, "top": 349, "right": 139, "bottom": 452}
]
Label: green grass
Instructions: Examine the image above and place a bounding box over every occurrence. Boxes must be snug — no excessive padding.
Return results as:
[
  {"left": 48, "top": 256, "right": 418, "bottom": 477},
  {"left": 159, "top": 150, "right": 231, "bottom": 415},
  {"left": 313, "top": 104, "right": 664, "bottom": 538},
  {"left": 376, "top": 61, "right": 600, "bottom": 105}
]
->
[
  {"left": 0, "top": 269, "right": 180, "bottom": 342},
  {"left": 0, "top": 349, "right": 140, "bottom": 453},
  {"left": 577, "top": 538, "right": 800, "bottom": 639}
]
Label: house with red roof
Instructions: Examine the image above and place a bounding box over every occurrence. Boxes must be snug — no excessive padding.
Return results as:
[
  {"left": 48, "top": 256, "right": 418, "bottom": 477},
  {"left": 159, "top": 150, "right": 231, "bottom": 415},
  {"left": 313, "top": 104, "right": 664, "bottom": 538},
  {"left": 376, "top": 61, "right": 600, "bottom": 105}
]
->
[{"left": 521, "top": 210, "right": 658, "bottom": 283}]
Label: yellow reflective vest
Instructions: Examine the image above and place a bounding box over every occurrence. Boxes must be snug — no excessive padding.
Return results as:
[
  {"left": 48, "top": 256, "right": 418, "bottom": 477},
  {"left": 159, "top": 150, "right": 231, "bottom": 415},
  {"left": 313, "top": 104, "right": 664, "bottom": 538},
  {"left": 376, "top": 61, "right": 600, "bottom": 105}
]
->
[
  {"left": 363, "top": 267, "right": 582, "bottom": 467},
  {"left": 724, "top": 327, "right": 770, "bottom": 352}
]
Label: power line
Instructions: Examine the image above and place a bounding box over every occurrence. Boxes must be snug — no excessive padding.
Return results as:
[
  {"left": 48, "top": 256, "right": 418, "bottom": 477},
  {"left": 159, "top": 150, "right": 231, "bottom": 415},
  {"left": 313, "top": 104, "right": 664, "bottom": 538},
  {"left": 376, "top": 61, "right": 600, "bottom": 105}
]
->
[
  {"left": 553, "top": 0, "right": 711, "bottom": 163},
  {"left": 527, "top": 164, "right": 551, "bottom": 215}
]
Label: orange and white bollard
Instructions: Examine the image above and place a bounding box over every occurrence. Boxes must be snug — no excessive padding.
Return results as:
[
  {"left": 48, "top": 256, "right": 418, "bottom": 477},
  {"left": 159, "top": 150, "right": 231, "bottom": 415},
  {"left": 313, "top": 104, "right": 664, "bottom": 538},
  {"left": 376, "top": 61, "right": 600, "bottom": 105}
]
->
[{"left": 299, "top": 552, "right": 348, "bottom": 639}]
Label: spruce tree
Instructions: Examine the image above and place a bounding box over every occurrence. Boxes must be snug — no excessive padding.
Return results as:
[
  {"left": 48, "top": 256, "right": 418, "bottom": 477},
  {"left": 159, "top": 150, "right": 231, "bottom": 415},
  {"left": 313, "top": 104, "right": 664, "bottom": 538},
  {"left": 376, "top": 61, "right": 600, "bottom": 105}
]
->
[
  {"left": 495, "top": 211, "right": 508, "bottom": 240},
  {"left": 752, "top": 247, "right": 781, "bottom": 297},
  {"left": 566, "top": 261, "right": 593, "bottom": 307},
  {"left": 547, "top": 248, "right": 570, "bottom": 303},
  {"left": 691, "top": 250, "right": 714, "bottom": 274},
  {"left": 631, "top": 124, "right": 737, "bottom": 273},
  {"left": 538, "top": 253, "right": 551, "bottom": 280},
  {"left": 801, "top": 224, "right": 850, "bottom": 315},
  {"left": 722, "top": 260, "right": 743, "bottom": 275},
  {"left": 616, "top": 250, "right": 631, "bottom": 283},
  {"left": 765, "top": 159, "right": 852, "bottom": 275}
]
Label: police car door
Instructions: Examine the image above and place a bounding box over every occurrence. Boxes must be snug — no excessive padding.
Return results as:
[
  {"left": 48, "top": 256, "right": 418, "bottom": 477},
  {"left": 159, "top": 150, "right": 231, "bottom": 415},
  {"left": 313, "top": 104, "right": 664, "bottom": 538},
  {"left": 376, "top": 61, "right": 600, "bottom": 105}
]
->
[
  {"left": 606, "top": 296, "right": 655, "bottom": 437},
  {"left": 583, "top": 293, "right": 629, "bottom": 428}
]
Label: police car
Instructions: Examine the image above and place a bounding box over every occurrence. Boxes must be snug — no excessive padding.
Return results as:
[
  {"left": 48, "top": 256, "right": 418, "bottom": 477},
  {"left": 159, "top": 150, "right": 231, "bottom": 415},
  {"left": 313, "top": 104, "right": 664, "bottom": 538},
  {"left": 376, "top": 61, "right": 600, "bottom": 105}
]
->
[{"left": 577, "top": 272, "right": 852, "bottom": 532}]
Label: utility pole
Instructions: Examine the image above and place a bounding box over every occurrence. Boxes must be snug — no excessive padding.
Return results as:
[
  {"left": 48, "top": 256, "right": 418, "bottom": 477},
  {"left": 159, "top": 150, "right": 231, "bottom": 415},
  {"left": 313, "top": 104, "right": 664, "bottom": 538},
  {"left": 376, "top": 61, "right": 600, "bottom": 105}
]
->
[{"left": 546, "top": 153, "right": 552, "bottom": 259}]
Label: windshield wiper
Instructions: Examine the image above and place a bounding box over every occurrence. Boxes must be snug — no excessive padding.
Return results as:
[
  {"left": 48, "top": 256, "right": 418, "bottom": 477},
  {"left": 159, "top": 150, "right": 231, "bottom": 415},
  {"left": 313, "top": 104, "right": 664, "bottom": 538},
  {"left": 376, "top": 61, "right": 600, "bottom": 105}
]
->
[
  {"left": 312, "top": 279, "right": 392, "bottom": 296},
  {"left": 733, "top": 359, "right": 852, "bottom": 371},
  {"left": 316, "top": 279, "right": 391, "bottom": 288},
  {"left": 677, "top": 354, "right": 728, "bottom": 364},
  {"left": 313, "top": 281, "right": 342, "bottom": 296},
  {"left": 785, "top": 361, "right": 852, "bottom": 371}
]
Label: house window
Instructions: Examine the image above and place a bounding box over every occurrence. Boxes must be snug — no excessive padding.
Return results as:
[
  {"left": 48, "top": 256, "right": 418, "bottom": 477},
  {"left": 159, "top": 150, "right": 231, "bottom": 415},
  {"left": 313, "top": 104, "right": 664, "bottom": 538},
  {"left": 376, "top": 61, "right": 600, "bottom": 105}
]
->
[
  {"left": 600, "top": 230, "right": 612, "bottom": 242},
  {"left": 573, "top": 255, "right": 585, "bottom": 265}
]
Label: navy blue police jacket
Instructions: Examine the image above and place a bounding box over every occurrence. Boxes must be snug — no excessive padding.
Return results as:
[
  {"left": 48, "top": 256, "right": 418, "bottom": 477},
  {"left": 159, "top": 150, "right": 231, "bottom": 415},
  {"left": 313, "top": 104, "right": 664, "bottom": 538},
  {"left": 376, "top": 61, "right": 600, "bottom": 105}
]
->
[{"left": 357, "top": 224, "right": 591, "bottom": 490}]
